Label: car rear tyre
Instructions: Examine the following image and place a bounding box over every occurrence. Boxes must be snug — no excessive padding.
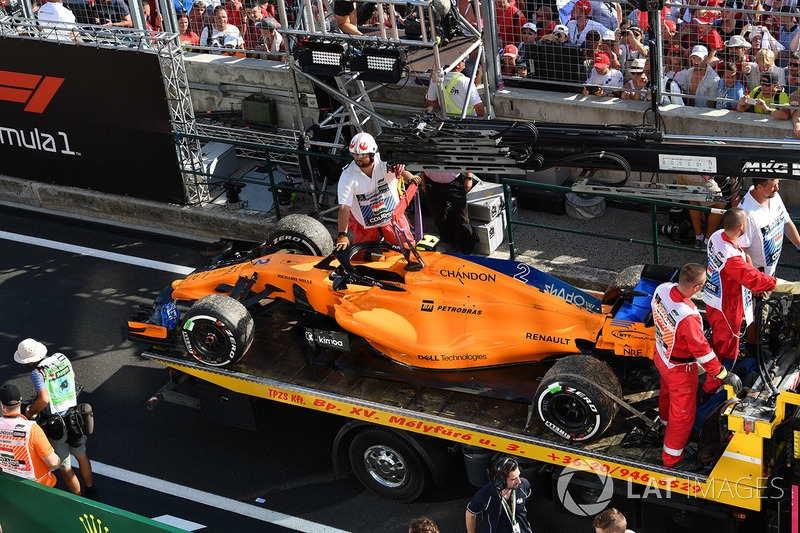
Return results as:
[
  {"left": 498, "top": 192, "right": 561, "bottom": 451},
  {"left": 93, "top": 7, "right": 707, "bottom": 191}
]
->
[
  {"left": 349, "top": 428, "right": 429, "bottom": 502},
  {"left": 181, "top": 294, "right": 254, "bottom": 367},
  {"left": 534, "top": 354, "right": 621, "bottom": 441},
  {"left": 266, "top": 214, "right": 333, "bottom": 256},
  {"left": 601, "top": 264, "right": 644, "bottom": 305}
]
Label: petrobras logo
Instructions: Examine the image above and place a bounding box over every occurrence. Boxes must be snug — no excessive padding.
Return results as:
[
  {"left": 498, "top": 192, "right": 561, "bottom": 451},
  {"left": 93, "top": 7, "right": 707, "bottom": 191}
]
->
[{"left": 0, "top": 70, "right": 64, "bottom": 114}]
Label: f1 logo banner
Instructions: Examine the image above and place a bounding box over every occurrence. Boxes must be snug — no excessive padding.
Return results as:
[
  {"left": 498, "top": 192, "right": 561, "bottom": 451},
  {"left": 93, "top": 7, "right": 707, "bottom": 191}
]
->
[
  {"left": 0, "top": 71, "right": 64, "bottom": 113},
  {"left": 0, "top": 37, "right": 184, "bottom": 203}
]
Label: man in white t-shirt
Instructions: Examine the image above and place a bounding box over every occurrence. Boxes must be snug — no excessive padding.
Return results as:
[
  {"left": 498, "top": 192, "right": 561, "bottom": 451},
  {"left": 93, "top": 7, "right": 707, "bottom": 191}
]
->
[
  {"left": 200, "top": 7, "right": 243, "bottom": 53},
  {"left": 335, "top": 132, "right": 421, "bottom": 251},
  {"left": 740, "top": 178, "right": 800, "bottom": 276},
  {"left": 425, "top": 57, "right": 484, "bottom": 117},
  {"left": 582, "top": 52, "right": 623, "bottom": 96},
  {"left": 566, "top": 0, "right": 610, "bottom": 47},
  {"left": 739, "top": 178, "right": 800, "bottom": 353},
  {"left": 37, "top": 0, "right": 81, "bottom": 41}
]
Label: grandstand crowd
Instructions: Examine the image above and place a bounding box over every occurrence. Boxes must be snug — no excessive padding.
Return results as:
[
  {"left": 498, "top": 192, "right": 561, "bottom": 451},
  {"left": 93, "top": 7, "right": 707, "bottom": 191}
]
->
[{"left": 21, "top": 0, "right": 800, "bottom": 117}]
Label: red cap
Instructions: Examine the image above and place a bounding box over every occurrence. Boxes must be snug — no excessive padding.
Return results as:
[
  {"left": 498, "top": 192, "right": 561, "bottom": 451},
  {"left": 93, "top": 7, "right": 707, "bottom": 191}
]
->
[
  {"left": 663, "top": 19, "right": 676, "bottom": 31},
  {"left": 573, "top": 0, "right": 591, "bottom": 16},
  {"left": 502, "top": 44, "right": 519, "bottom": 57},
  {"left": 593, "top": 52, "right": 610, "bottom": 68}
]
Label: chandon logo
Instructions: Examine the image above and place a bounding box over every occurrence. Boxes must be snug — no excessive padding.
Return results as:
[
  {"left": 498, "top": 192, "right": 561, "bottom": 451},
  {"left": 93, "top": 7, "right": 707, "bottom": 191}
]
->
[{"left": 0, "top": 70, "right": 64, "bottom": 114}]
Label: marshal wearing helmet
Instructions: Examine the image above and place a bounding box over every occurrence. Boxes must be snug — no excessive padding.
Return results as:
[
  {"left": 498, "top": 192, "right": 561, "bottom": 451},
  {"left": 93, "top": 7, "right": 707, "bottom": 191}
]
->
[{"left": 335, "top": 132, "right": 421, "bottom": 251}]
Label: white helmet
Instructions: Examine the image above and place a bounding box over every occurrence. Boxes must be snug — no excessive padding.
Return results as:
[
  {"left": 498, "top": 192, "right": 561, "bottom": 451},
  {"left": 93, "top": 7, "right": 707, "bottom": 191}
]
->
[{"left": 349, "top": 132, "right": 378, "bottom": 155}]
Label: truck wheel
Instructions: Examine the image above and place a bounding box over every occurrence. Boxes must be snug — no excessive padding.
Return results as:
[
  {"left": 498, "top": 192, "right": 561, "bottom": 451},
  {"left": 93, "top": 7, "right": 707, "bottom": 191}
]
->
[
  {"left": 265, "top": 214, "right": 333, "bottom": 256},
  {"left": 534, "top": 354, "right": 621, "bottom": 441},
  {"left": 181, "top": 294, "right": 254, "bottom": 367},
  {"left": 349, "top": 428, "right": 429, "bottom": 502},
  {"left": 601, "top": 264, "right": 644, "bottom": 305}
]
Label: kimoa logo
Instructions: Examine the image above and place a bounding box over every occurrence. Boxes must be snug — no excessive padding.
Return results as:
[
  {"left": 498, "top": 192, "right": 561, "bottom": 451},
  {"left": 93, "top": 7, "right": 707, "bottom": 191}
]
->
[
  {"left": 79, "top": 513, "right": 110, "bottom": 533},
  {"left": 556, "top": 466, "right": 614, "bottom": 517},
  {"left": 0, "top": 70, "right": 64, "bottom": 114}
]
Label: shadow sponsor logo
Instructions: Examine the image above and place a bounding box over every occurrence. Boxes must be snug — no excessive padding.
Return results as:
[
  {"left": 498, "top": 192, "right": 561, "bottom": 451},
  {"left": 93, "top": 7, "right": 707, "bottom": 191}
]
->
[{"left": 0, "top": 70, "right": 64, "bottom": 114}]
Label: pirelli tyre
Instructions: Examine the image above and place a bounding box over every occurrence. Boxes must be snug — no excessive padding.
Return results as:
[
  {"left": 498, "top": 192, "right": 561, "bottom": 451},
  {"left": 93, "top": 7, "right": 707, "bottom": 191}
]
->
[
  {"left": 265, "top": 214, "right": 333, "bottom": 256},
  {"left": 601, "top": 264, "right": 644, "bottom": 306},
  {"left": 534, "top": 354, "right": 621, "bottom": 442},
  {"left": 349, "top": 428, "right": 429, "bottom": 502},
  {"left": 181, "top": 294, "right": 254, "bottom": 367}
]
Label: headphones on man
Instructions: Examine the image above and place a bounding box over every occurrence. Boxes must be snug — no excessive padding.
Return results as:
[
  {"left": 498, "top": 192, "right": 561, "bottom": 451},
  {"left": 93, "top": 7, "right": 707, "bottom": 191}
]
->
[{"left": 490, "top": 456, "right": 518, "bottom": 491}]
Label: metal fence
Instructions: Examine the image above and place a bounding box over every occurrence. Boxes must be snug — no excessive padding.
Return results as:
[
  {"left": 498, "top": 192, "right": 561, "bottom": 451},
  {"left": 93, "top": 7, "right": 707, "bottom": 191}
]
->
[{"left": 503, "top": 0, "right": 800, "bottom": 114}]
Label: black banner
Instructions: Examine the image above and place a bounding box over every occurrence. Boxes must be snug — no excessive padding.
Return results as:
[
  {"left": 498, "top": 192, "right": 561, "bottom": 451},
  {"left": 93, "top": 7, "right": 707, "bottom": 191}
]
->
[{"left": 0, "top": 36, "right": 185, "bottom": 203}]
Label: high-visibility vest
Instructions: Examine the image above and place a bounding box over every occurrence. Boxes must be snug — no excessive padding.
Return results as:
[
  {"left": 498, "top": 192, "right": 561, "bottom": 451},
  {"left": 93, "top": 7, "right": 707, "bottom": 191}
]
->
[
  {"left": 704, "top": 230, "right": 753, "bottom": 326},
  {"left": 653, "top": 283, "right": 715, "bottom": 369},
  {"left": 0, "top": 415, "right": 38, "bottom": 481},
  {"left": 442, "top": 73, "right": 476, "bottom": 116}
]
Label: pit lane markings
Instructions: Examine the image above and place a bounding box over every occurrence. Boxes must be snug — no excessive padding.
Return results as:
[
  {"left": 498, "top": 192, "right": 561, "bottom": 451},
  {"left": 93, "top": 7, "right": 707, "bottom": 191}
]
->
[
  {"left": 0, "top": 230, "right": 194, "bottom": 275},
  {"left": 93, "top": 461, "right": 351, "bottom": 533}
]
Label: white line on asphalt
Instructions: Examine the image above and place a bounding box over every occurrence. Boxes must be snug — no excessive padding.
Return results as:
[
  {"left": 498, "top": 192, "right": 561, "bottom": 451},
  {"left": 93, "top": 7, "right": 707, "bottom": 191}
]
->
[
  {"left": 93, "top": 462, "right": 351, "bottom": 533},
  {"left": 0, "top": 230, "right": 195, "bottom": 275}
]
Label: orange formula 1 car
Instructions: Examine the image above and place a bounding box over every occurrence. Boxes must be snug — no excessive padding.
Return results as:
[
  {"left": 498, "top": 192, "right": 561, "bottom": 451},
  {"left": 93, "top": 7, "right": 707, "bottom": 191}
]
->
[{"left": 129, "top": 215, "right": 677, "bottom": 441}]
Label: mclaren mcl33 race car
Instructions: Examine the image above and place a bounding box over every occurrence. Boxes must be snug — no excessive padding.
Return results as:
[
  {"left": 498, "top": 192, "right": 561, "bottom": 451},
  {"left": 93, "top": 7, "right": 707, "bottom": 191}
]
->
[{"left": 129, "top": 215, "right": 676, "bottom": 442}]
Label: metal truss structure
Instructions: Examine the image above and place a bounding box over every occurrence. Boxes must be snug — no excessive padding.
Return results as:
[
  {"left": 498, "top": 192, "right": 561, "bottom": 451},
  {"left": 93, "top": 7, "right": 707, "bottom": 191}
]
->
[{"left": 0, "top": 15, "right": 208, "bottom": 204}]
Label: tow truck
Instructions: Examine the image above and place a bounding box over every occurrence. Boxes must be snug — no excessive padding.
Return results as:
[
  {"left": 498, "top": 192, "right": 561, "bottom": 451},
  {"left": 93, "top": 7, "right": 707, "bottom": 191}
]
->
[{"left": 133, "top": 119, "right": 800, "bottom": 532}]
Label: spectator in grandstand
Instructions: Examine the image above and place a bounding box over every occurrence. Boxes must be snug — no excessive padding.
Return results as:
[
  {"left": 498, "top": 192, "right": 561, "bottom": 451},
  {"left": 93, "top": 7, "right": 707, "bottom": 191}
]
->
[
  {"left": 539, "top": 23, "right": 568, "bottom": 43},
  {"left": 621, "top": 58, "right": 649, "bottom": 100},
  {"left": 535, "top": 4, "right": 557, "bottom": 35},
  {"left": 500, "top": 45, "right": 519, "bottom": 77},
  {"left": 583, "top": 29, "right": 602, "bottom": 55},
  {"left": 256, "top": 16, "right": 283, "bottom": 60},
  {"left": 737, "top": 70, "right": 791, "bottom": 117},
  {"left": 497, "top": 0, "right": 527, "bottom": 48},
  {"left": 223, "top": 0, "right": 244, "bottom": 27},
  {"left": 662, "top": 18, "right": 679, "bottom": 51},
  {"left": 242, "top": 0, "right": 265, "bottom": 51},
  {"left": 178, "top": 13, "right": 200, "bottom": 48},
  {"left": 742, "top": 0, "right": 768, "bottom": 27},
  {"left": 785, "top": 50, "right": 800, "bottom": 93},
  {"left": 567, "top": 0, "right": 610, "bottom": 47},
  {"left": 517, "top": 22, "right": 538, "bottom": 74},
  {"left": 94, "top": 0, "right": 133, "bottom": 27},
  {"left": 188, "top": 0, "right": 208, "bottom": 35},
  {"left": 717, "top": 61, "right": 747, "bottom": 108},
  {"left": 715, "top": 1, "right": 745, "bottom": 42},
  {"left": 582, "top": 52, "right": 623, "bottom": 96},
  {"left": 200, "top": 7, "right": 243, "bottom": 53},
  {"left": 619, "top": 26, "right": 649, "bottom": 77},
  {"left": 600, "top": 30, "right": 621, "bottom": 70},
  {"left": 775, "top": 6, "right": 798, "bottom": 65},
  {"left": 174, "top": 0, "right": 193, "bottom": 15},
  {"left": 458, "top": 0, "right": 479, "bottom": 28},
  {"left": 222, "top": 34, "right": 246, "bottom": 56},
  {"left": 142, "top": 0, "right": 162, "bottom": 31},
  {"left": 666, "top": 43, "right": 689, "bottom": 84},
  {"left": 680, "top": 10, "right": 724, "bottom": 55},
  {"left": 746, "top": 25, "right": 784, "bottom": 57},
  {"left": 722, "top": 35, "right": 752, "bottom": 82},
  {"left": 680, "top": 44, "right": 720, "bottom": 107},
  {"left": 744, "top": 48, "right": 786, "bottom": 91},
  {"left": 37, "top": 0, "right": 81, "bottom": 41},
  {"left": 589, "top": 0, "right": 620, "bottom": 31}
]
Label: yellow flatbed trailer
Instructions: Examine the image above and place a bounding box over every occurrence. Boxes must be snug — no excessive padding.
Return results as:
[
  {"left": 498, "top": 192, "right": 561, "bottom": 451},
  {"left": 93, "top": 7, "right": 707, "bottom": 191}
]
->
[{"left": 141, "top": 304, "right": 800, "bottom": 532}]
